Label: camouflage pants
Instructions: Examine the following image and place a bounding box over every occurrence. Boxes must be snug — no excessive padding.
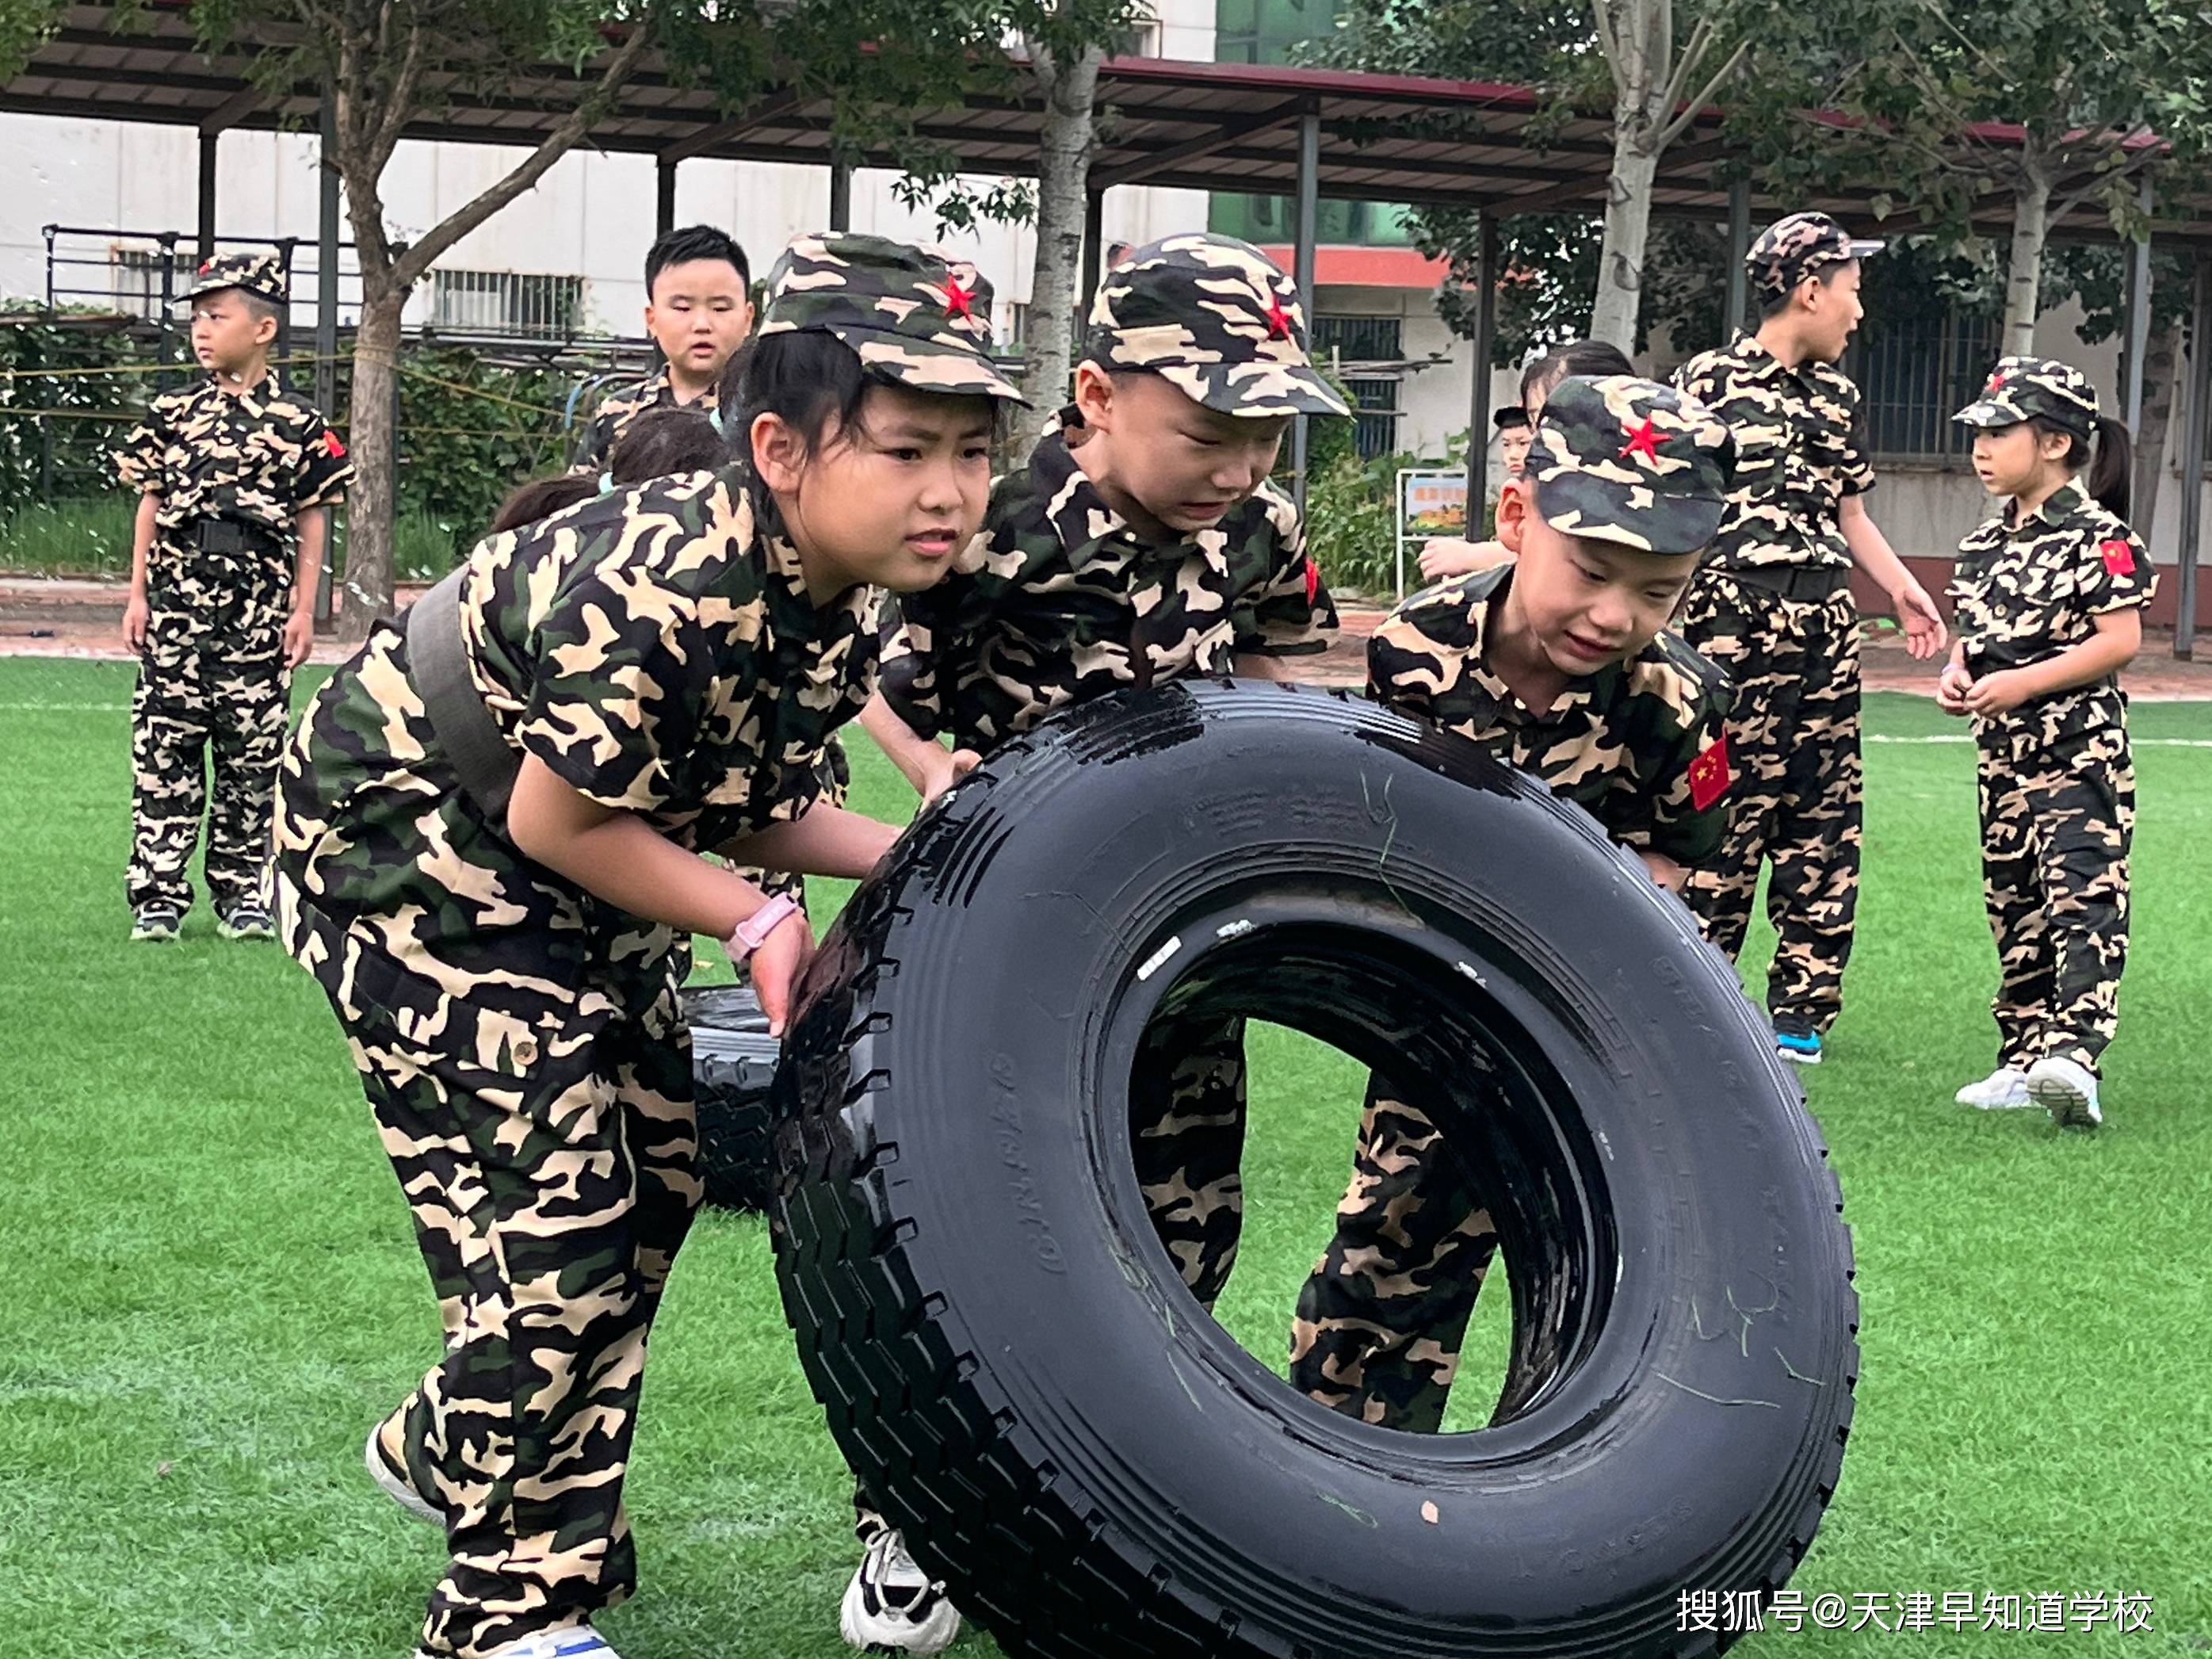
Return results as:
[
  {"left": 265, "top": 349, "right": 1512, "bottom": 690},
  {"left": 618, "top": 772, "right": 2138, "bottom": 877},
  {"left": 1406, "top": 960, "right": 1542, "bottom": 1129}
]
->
[
  {"left": 1288, "top": 1080, "right": 1498, "bottom": 1434},
  {"left": 128, "top": 571, "right": 289, "bottom": 915},
  {"left": 1678, "top": 573, "right": 1862, "bottom": 1034},
  {"left": 854, "top": 1009, "right": 1248, "bottom": 1544},
  {"left": 313, "top": 935, "right": 699, "bottom": 1658},
  {"left": 1979, "top": 725, "right": 2134, "bottom": 1076}
]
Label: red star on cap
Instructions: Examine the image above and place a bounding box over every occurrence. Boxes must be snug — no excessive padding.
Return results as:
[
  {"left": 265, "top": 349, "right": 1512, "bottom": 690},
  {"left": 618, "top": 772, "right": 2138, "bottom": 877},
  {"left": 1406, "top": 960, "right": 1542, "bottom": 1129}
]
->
[
  {"left": 1263, "top": 289, "right": 1294, "bottom": 340},
  {"left": 198, "top": 260, "right": 213, "bottom": 273},
  {"left": 941, "top": 277, "right": 976, "bottom": 320},
  {"left": 1619, "top": 419, "right": 1663, "bottom": 465},
  {"left": 1988, "top": 369, "right": 2008, "bottom": 390}
]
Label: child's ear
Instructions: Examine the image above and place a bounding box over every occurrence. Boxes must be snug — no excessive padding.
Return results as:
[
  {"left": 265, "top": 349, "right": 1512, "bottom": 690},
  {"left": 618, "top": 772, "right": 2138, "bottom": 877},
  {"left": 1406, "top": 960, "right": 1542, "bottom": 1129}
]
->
[
  {"left": 1072, "top": 361, "right": 1114, "bottom": 430},
  {"left": 254, "top": 313, "right": 280, "bottom": 347},
  {"left": 1496, "top": 479, "right": 1530, "bottom": 555},
  {"left": 751, "top": 411, "right": 809, "bottom": 495}
]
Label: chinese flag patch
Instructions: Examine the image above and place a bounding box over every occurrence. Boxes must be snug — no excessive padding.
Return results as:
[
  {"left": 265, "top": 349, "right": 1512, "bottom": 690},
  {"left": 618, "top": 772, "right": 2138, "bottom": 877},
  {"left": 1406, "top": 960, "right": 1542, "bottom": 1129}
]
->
[
  {"left": 1688, "top": 732, "right": 1733, "bottom": 811},
  {"left": 1304, "top": 556, "right": 1321, "bottom": 604},
  {"left": 322, "top": 430, "right": 347, "bottom": 459},
  {"left": 2100, "top": 537, "right": 2135, "bottom": 576}
]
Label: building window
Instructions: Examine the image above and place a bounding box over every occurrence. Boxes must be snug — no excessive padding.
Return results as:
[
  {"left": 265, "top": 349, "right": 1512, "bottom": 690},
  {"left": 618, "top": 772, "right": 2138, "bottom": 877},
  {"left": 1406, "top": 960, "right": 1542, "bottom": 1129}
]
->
[
  {"left": 1117, "top": 12, "right": 1161, "bottom": 55},
  {"left": 1345, "top": 374, "right": 1402, "bottom": 458},
  {"left": 1210, "top": 2, "right": 1412, "bottom": 253},
  {"left": 1216, "top": 0, "right": 1341, "bottom": 64},
  {"left": 1312, "top": 315, "right": 1404, "bottom": 365},
  {"left": 1847, "top": 311, "right": 2002, "bottom": 461},
  {"left": 1208, "top": 193, "right": 1417, "bottom": 249},
  {"left": 429, "top": 269, "right": 586, "bottom": 339},
  {"left": 109, "top": 246, "right": 203, "bottom": 320}
]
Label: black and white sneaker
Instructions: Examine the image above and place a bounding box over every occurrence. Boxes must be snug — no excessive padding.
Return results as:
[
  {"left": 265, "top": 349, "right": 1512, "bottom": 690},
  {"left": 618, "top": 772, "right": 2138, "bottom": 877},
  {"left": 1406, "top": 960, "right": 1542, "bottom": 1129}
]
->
[
  {"left": 841, "top": 1529, "right": 961, "bottom": 1654},
  {"left": 216, "top": 903, "right": 277, "bottom": 941},
  {"left": 130, "top": 905, "right": 182, "bottom": 943}
]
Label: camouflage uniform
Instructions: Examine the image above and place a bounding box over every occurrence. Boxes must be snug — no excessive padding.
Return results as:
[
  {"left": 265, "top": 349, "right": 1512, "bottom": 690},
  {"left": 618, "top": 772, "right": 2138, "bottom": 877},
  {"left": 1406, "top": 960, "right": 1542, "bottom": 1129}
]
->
[
  {"left": 116, "top": 250, "right": 350, "bottom": 920},
  {"left": 273, "top": 235, "right": 1018, "bottom": 1659},
  {"left": 569, "top": 365, "right": 721, "bottom": 476},
  {"left": 1950, "top": 358, "right": 2154, "bottom": 1078},
  {"left": 1671, "top": 211, "right": 1885, "bottom": 1040},
  {"left": 861, "top": 232, "right": 1344, "bottom": 1539},
  {"left": 880, "top": 230, "right": 1346, "bottom": 1309},
  {"left": 1292, "top": 377, "right": 1737, "bottom": 1432}
]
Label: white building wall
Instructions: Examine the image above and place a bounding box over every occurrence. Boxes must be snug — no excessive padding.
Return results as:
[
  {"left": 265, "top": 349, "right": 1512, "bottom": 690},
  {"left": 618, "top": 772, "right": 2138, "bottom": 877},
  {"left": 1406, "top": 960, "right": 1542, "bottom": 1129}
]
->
[{"left": 1, "top": 0, "right": 1220, "bottom": 340}]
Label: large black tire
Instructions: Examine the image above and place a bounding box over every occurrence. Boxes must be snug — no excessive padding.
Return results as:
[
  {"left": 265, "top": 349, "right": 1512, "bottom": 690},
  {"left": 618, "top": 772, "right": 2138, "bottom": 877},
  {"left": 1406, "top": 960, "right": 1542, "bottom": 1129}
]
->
[
  {"left": 680, "top": 984, "right": 780, "bottom": 1212},
  {"left": 773, "top": 681, "right": 1859, "bottom": 1659}
]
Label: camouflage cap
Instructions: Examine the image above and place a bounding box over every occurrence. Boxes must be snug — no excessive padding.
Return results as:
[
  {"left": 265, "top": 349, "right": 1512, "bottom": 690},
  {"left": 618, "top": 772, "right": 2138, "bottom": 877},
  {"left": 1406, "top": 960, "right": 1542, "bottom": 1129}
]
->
[
  {"left": 1083, "top": 232, "right": 1350, "bottom": 419},
  {"left": 1524, "top": 375, "right": 1737, "bottom": 556},
  {"left": 1952, "top": 355, "right": 2099, "bottom": 438},
  {"left": 185, "top": 250, "right": 287, "bottom": 307},
  {"left": 1747, "top": 212, "right": 1883, "bottom": 303},
  {"left": 758, "top": 232, "right": 1026, "bottom": 404}
]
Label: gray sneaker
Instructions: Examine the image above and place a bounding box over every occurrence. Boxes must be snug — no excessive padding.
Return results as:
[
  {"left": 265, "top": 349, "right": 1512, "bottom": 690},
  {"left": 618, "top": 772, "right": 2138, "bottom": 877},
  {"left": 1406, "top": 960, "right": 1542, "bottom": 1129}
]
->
[
  {"left": 130, "top": 906, "right": 181, "bottom": 943},
  {"left": 216, "top": 904, "right": 277, "bottom": 942}
]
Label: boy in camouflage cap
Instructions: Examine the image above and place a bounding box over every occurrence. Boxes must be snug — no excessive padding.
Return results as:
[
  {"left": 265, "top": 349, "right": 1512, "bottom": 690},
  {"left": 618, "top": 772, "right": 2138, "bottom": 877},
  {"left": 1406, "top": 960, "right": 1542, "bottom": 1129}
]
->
[
  {"left": 1941, "top": 356, "right": 2150, "bottom": 1129},
  {"left": 571, "top": 224, "right": 753, "bottom": 474},
  {"left": 1673, "top": 210, "right": 1947, "bottom": 1068},
  {"left": 1290, "top": 375, "right": 1740, "bottom": 1434},
  {"left": 274, "top": 231, "right": 1016, "bottom": 1659},
  {"left": 846, "top": 229, "right": 1343, "bottom": 1655},
  {"left": 114, "top": 248, "right": 350, "bottom": 943}
]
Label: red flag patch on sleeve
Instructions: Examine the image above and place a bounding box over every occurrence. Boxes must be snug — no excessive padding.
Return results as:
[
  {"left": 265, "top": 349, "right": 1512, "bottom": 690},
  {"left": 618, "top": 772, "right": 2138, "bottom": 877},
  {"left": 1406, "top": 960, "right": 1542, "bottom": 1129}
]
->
[
  {"left": 1687, "top": 732, "right": 1733, "bottom": 812},
  {"left": 1304, "top": 556, "right": 1321, "bottom": 605},
  {"left": 322, "top": 430, "right": 347, "bottom": 460},
  {"left": 2100, "top": 537, "right": 2135, "bottom": 576}
]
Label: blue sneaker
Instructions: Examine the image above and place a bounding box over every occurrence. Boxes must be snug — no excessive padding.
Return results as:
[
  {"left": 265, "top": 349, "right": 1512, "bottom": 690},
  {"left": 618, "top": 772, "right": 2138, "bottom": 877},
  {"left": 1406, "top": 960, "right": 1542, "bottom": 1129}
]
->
[{"left": 1775, "top": 1027, "right": 1823, "bottom": 1067}]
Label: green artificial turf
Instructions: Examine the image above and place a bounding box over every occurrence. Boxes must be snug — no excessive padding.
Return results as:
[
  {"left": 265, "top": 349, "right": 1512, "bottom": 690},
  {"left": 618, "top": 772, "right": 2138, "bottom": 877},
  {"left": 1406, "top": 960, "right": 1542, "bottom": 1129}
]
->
[{"left": 2, "top": 657, "right": 2206, "bottom": 1657}]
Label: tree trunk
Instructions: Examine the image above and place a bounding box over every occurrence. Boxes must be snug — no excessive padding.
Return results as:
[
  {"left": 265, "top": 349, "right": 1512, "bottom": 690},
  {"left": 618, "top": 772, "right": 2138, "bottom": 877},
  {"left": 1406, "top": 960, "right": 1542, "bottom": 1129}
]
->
[
  {"left": 2133, "top": 318, "right": 2181, "bottom": 545},
  {"left": 2000, "top": 157, "right": 2053, "bottom": 357},
  {"left": 1591, "top": 136, "right": 1659, "bottom": 350},
  {"left": 338, "top": 286, "right": 405, "bottom": 642},
  {"left": 1010, "top": 40, "right": 1102, "bottom": 460}
]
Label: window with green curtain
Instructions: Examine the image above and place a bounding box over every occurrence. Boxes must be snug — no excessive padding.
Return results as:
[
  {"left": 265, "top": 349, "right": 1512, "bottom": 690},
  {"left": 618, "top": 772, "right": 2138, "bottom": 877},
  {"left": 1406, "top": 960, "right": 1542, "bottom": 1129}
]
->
[{"left": 1209, "top": 0, "right": 1415, "bottom": 248}]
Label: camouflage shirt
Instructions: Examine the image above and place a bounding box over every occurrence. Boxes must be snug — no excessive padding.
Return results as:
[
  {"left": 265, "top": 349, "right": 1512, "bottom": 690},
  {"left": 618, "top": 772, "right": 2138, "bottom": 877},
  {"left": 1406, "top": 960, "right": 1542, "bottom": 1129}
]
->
[
  {"left": 570, "top": 366, "right": 720, "bottom": 474},
  {"left": 1950, "top": 480, "right": 2156, "bottom": 749},
  {"left": 1672, "top": 335, "right": 1874, "bottom": 571},
  {"left": 1369, "top": 562, "right": 1735, "bottom": 864},
  {"left": 878, "top": 407, "right": 1335, "bottom": 754},
  {"left": 116, "top": 371, "right": 350, "bottom": 575},
  {"left": 276, "top": 464, "right": 874, "bottom": 1000}
]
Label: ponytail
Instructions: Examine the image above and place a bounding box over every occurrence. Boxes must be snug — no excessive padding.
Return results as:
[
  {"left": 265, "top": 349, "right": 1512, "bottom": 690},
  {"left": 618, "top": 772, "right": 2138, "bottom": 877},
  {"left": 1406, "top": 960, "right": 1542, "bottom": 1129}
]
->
[
  {"left": 2030, "top": 414, "right": 2134, "bottom": 521},
  {"left": 2085, "top": 415, "right": 2133, "bottom": 519}
]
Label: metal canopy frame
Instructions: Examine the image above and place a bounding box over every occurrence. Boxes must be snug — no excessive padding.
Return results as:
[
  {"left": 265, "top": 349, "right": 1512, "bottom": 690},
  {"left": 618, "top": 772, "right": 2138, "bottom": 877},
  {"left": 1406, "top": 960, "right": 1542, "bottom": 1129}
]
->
[{"left": 8, "top": 2, "right": 2204, "bottom": 644}]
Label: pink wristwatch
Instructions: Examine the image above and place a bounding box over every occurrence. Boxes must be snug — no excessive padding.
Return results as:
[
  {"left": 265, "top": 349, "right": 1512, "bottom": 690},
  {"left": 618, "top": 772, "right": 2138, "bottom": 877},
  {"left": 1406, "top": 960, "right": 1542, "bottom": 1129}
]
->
[{"left": 725, "top": 893, "right": 800, "bottom": 961}]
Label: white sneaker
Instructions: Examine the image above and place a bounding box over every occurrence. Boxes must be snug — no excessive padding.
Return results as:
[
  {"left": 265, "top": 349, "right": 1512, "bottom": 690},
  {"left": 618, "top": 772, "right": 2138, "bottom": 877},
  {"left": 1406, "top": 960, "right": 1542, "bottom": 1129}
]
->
[
  {"left": 365, "top": 1424, "right": 441, "bottom": 1524},
  {"left": 2028, "top": 1056, "right": 2103, "bottom": 1129},
  {"left": 1954, "top": 1067, "right": 2032, "bottom": 1110},
  {"left": 841, "top": 1529, "right": 961, "bottom": 1655}
]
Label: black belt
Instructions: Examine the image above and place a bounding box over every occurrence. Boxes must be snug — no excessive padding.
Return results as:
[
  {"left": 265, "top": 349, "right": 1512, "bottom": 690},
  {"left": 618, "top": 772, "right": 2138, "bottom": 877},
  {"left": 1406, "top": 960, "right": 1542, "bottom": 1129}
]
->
[
  {"left": 406, "top": 567, "right": 521, "bottom": 825},
  {"left": 1710, "top": 564, "right": 1851, "bottom": 602},
  {"left": 189, "top": 518, "right": 281, "bottom": 555}
]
